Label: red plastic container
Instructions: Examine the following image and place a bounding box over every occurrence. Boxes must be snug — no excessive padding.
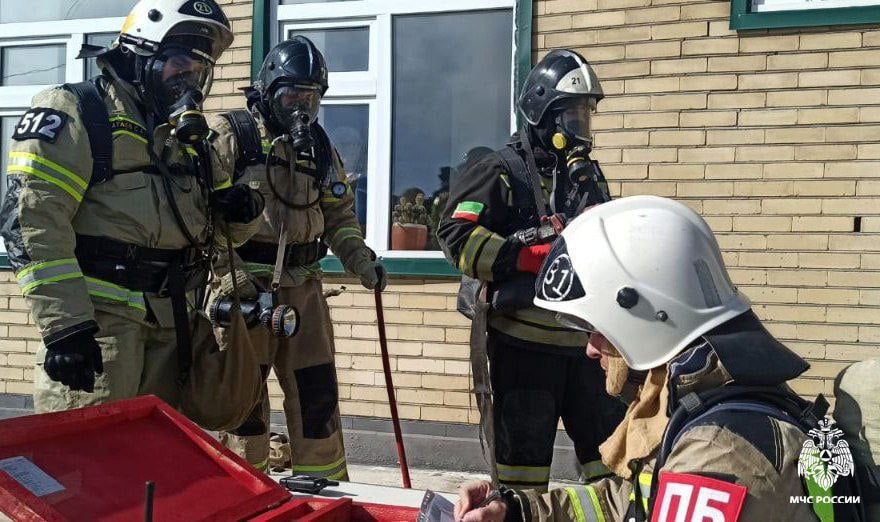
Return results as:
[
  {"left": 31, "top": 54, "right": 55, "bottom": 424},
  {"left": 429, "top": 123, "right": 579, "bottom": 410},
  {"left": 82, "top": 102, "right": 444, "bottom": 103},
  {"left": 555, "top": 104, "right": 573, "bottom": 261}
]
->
[{"left": 0, "top": 396, "right": 420, "bottom": 522}]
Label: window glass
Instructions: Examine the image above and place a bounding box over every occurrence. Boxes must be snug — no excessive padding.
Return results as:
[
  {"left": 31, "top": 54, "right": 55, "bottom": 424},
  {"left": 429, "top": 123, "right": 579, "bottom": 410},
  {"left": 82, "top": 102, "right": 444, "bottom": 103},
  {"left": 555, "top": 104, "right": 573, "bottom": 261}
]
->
[
  {"left": 1, "top": 45, "right": 66, "bottom": 86},
  {"left": 1, "top": 116, "right": 18, "bottom": 200},
  {"left": 319, "top": 104, "right": 369, "bottom": 231},
  {"left": 85, "top": 33, "right": 117, "bottom": 79},
  {"left": 281, "top": 0, "right": 354, "bottom": 4},
  {"left": 390, "top": 9, "right": 512, "bottom": 251},
  {"left": 751, "top": 0, "right": 880, "bottom": 12},
  {"left": 0, "top": 0, "right": 137, "bottom": 23},
  {"left": 288, "top": 27, "right": 370, "bottom": 72}
]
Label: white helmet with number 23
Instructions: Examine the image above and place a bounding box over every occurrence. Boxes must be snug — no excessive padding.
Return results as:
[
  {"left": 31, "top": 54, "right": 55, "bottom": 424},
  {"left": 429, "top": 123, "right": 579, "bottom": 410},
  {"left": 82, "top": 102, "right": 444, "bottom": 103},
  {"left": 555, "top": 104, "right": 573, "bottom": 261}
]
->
[{"left": 534, "top": 196, "right": 751, "bottom": 371}]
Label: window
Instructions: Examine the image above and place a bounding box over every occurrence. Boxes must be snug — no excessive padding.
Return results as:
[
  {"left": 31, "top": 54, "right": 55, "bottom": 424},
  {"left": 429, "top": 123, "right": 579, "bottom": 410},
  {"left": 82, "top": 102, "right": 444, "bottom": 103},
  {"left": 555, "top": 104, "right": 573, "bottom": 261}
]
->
[
  {"left": 731, "top": 0, "right": 880, "bottom": 29},
  {"left": 1, "top": 45, "right": 66, "bottom": 86},
  {"left": 0, "top": 1, "right": 136, "bottom": 255},
  {"left": 84, "top": 33, "right": 117, "bottom": 79},
  {"left": 278, "top": 0, "right": 516, "bottom": 258}
]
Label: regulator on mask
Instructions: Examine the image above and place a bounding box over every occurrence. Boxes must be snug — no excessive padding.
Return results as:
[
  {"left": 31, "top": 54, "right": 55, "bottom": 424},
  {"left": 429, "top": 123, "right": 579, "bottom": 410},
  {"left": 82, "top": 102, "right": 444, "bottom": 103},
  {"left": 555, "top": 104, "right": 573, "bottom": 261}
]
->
[
  {"left": 269, "top": 84, "right": 321, "bottom": 151},
  {"left": 143, "top": 44, "right": 214, "bottom": 143},
  {"left": 549, "top": 98, "right": 597, "bottom": 184}
]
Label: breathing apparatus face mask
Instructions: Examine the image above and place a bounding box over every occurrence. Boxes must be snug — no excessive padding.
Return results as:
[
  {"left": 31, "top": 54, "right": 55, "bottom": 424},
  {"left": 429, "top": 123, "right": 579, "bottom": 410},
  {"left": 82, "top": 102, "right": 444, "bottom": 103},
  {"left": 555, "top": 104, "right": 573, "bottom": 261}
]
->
[
  {"left": 549, "top": 98, "right": 598, "bottom": 184},
  {"left": 269, "top": 84, "right": 321, "bottom": 151},
  {"left": 147, "top": 45, "right": 213, "bottom": 143}
]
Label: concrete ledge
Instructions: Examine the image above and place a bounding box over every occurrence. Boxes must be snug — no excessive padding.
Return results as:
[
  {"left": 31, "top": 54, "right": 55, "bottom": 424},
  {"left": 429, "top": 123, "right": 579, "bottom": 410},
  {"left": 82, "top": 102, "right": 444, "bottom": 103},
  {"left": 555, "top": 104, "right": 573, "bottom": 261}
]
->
[{"left": 0, "top": 393, "right": 582, "bottom": 481}]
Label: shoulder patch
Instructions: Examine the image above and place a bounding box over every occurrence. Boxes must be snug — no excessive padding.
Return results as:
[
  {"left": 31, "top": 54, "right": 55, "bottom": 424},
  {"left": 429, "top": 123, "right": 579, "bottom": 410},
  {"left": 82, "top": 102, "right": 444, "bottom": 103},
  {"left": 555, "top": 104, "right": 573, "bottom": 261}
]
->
[
  {"left": 12, "top": 108, "right": 69, "bottom": 143},
  {"left": 452, "top": 201, "right": 484, "bottom": 223},
  {"left": 652, "top": 471, "right": 747, "bottom": 522},
  {"left": 690, "top": 409, "right": 782, "bottom": 472}
]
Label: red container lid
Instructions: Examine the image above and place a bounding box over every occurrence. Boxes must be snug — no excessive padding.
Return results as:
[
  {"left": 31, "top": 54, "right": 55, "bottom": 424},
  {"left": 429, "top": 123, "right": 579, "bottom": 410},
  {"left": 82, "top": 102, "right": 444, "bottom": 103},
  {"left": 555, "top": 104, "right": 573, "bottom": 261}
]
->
[{"left": 0, "top": 396, "right": 291, "bottom": 521}]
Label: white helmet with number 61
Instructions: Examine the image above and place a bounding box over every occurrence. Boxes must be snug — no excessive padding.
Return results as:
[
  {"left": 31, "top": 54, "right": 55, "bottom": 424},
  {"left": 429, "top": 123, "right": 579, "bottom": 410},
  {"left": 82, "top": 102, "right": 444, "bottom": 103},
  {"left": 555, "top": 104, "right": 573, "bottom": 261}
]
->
[{"left": 534, "top": 196, "right": 751, "bottom": 371}]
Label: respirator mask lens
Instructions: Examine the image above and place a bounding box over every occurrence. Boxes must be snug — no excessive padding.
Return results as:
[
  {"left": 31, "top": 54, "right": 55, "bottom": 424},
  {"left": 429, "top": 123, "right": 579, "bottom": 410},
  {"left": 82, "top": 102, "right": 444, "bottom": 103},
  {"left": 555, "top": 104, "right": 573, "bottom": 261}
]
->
[
  {"left": 559, "top": 98, "right": 597, "bottom": 143},
  {"left": 150, "top": 47, "right": 212, "bottom": 114},
  {"left": 270, "top": 85, "right": 321, "bottom": 130}
]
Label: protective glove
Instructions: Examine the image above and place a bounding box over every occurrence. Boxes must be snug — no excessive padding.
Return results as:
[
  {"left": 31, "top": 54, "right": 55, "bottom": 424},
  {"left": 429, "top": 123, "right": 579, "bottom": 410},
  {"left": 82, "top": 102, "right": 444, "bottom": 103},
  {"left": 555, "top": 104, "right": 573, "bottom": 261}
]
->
[
  {"left": 516, "top": 243, "right": 552, "bottom": 274},
  {"left": 211, "top": 184, "right": 265, "bottom": 224},
  {"left": 359, "top": 263, "right": 387, "bottom": 292},
  {"left": 219, "top": 269, "right": 259, "bottom": 299},
  {"left": 44, "top": 330, "right": 103, "bottom": 393}
]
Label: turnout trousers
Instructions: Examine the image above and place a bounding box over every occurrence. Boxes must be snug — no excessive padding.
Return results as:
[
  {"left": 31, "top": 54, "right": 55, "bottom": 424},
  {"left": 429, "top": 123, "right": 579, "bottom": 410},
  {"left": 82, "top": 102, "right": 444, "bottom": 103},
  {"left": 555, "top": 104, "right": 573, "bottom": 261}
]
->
[
  {"left": 34, "top": 304, "right": 182, "bottom": 413},
  {"left": 489, "top": 331, "right": 626, "bottom": 491},
  {"left": 220, "top": 278, "right": 347, "bottom": 479}
]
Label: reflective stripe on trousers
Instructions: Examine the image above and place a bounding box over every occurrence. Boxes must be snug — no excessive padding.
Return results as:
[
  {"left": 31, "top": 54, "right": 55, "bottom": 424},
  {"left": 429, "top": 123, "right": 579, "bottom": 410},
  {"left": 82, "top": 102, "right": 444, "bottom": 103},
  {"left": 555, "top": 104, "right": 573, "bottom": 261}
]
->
[
  {"left": 291, "top": 456, "right": 347, "bottom": 481},
  {"left": 497, "top": 463, "right": 551, "bottom": 488}
]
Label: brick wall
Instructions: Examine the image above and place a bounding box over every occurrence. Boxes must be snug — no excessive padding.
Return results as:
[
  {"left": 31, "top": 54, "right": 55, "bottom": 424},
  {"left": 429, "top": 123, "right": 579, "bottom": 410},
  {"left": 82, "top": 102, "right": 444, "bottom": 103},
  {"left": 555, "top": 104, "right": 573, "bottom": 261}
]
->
[
  {"left": 536, "top": 0, "right": 880, "bottom": 399},
  {"left": 1, "top": 0, "right": 877, "bottom": 422}
]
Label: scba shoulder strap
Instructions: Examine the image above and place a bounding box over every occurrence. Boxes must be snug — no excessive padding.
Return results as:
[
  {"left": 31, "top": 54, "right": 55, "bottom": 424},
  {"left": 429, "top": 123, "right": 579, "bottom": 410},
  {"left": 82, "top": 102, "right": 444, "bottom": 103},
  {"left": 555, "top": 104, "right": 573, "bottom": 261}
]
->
[
  {"left": 220, "top": 109, "right": 263, "bottom": 179},
  {"left": 62, "top": 77, "right": 113, "bottom": 187}
]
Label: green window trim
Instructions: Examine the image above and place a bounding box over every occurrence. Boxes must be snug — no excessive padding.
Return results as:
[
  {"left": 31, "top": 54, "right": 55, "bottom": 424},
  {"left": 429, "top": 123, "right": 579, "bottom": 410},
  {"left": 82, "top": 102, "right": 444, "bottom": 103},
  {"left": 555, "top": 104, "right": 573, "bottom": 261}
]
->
[
  {"left": 731, "top": 0, "right": 880, "bottom": 30},
  {"left": 321, "top": 256, "right": 459, "bottom": 278}
]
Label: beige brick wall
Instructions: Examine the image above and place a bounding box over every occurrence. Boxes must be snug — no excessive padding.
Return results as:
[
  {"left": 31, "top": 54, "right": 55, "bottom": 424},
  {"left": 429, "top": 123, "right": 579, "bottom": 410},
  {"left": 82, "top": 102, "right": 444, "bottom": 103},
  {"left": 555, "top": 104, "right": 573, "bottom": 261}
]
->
[
  {"left": 1, "top": 0, "right": 877, "bottom": 424},
  {"left": 537, "top": 0, "right": 880, "bottom": 400}
]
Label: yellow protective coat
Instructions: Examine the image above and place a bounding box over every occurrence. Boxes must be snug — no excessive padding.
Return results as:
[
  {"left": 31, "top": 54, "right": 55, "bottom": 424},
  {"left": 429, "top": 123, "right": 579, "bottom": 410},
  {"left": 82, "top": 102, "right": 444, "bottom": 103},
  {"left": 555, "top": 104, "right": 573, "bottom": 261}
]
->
[{"left": 2, "top": 64, "right": 257, "bottom": 412}]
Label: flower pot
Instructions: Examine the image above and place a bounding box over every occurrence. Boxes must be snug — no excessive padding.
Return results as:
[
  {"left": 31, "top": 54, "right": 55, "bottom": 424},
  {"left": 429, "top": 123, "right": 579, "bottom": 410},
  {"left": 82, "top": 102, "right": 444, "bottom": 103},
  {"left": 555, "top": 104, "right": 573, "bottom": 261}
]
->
[{"left": 391, "top": 223, "right": 428, "bottom": 250}]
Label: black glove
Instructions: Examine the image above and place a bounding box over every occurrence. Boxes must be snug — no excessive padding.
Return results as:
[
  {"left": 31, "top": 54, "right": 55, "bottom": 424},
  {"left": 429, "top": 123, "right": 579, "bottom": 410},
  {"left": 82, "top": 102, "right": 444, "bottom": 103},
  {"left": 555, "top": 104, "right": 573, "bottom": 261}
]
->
[
  {"left": 211, "top": 184, "right": 265, "bottom": 223},
  {"left": 44, "top": 330, "right": 103, "bottom": 393},
  {"left": 359, "top": 263, "right": 387, "bottom": 291}
]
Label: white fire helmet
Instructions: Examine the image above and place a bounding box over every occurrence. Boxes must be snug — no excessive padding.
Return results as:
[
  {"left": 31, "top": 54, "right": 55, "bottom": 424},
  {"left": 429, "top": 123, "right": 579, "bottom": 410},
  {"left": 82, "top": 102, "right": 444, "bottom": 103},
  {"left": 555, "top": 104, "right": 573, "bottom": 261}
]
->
[
  {"left": 117, "top": 0, "right": 233, "bottom": 61},
  {"left": 534, "top": 196, "right": 751, "bottom": 371}
]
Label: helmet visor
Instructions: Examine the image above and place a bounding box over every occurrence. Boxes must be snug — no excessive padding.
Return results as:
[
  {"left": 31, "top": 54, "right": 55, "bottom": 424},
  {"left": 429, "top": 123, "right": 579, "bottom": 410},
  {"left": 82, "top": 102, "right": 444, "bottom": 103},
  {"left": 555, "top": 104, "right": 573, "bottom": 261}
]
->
[
  {"left": 559, "top": 98, "right": 597, "bottom": 142},
  {"left": 151, "top": 46, "right": 213, "bottom": 110},
  {"left": 555, "top": 312, "right": 595, "bottom": 333},
  {"left": 270, "top": 85, "right": 321, "bottom": 129}
]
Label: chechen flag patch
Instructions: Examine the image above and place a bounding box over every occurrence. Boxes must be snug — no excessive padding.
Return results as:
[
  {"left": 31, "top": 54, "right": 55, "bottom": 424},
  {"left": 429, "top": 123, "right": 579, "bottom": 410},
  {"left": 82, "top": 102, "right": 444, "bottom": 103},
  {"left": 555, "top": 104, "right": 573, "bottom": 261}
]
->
[{"left": 452, "top": 201, "right": 484, "bottom": 223}]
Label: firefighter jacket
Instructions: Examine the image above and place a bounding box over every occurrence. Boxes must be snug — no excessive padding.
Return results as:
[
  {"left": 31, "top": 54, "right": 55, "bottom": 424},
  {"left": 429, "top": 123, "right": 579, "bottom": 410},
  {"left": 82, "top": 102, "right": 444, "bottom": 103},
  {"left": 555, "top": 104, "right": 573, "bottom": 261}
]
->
[
  {"left": 512, "top": 311, "right": 832, "bottom": 522},
  {"left": 207, "top": 112, "right": 373, "bottom": 287},
  {"left": 437, "top": 145, "right": 601, "bottom": 349},
  {"left": 0, "top": 62, "right": 257, "bottom": 345}
]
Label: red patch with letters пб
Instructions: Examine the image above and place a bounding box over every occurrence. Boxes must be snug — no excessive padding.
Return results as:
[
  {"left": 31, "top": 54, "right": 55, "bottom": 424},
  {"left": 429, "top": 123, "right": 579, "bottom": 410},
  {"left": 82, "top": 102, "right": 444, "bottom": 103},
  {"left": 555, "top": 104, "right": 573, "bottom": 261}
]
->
[{"left": 651, "top": 471, "right": 747, "bottom": 522}]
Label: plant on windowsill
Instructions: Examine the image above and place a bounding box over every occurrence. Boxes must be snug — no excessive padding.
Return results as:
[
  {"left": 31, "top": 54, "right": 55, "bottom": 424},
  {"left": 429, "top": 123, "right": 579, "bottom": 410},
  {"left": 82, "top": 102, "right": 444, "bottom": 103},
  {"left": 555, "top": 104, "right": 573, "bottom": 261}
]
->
[{"left": 391, "top": 192, "right": 428, "bottom": 250}]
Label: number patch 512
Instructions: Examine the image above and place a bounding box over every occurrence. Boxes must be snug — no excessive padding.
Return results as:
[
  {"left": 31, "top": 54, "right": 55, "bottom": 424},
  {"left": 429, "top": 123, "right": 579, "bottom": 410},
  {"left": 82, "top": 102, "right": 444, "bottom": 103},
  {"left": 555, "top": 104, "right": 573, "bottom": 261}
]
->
[
  {"left": 12, "top": 108, "right": 68, "bottom": 143},
  {"left": 651, "top": 472, "right": 747, "bottom": 522}
]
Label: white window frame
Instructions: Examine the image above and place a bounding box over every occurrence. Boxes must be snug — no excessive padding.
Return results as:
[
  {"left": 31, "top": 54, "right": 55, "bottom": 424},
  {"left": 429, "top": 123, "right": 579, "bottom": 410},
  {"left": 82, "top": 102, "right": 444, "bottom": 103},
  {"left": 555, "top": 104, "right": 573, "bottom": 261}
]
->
[
  {"left": 278, "top": 0, "right": 517, "bottom": 258},
  {"left": 0, "top": 16, "right": 126, "bottom": 255}
]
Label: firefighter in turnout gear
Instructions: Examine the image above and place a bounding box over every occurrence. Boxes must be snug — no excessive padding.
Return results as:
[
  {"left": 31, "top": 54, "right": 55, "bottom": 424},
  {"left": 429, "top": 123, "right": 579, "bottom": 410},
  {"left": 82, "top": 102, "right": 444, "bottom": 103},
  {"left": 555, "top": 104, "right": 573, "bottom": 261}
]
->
[
  {"left": 437, "top": 49, "right": 626, "bottom": 490},
  {"left": 211, "top": 36, "right": 384, "bottom": 477},
  {"left": 456, "top": 197, "right": 862, "bottom": 522},
  {"left": 0, "top": 0, "right": 264, "bottom": 412}
]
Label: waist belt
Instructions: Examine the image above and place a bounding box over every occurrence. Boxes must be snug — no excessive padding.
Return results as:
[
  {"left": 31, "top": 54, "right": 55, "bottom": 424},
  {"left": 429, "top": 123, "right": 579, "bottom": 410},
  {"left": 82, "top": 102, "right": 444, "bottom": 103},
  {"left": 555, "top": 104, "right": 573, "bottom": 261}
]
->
[
  {"left": 74, "top": 234, "right": 207, "bottom": 294},
  {"left": 237, "top": 240, "right": 327, "bottom": 267}
]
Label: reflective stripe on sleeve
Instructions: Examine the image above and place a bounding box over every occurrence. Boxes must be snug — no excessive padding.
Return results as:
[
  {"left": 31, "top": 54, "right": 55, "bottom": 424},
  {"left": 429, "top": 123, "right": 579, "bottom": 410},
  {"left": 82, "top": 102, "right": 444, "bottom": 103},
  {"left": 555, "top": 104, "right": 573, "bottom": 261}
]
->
[
  {"left": 214, "top": 177, "right": 233, "bottom": 190},
  {"left": 7, "top": 152, "right": 87, "bottom": 201},
  {"left": 84, "top": 277, "right": 146, "bottom": 311},
  {"left": 566, "top": 486, "right": 605, "bottom": 522},
  {"left": 458, "top": 226, "right": 505, "bottom": 280},
  {"left": 328, "top": 226, "right": 363, "bottom": 246},
  {"left": 16, "top": 258, "right": 83, "bottom": 295}
]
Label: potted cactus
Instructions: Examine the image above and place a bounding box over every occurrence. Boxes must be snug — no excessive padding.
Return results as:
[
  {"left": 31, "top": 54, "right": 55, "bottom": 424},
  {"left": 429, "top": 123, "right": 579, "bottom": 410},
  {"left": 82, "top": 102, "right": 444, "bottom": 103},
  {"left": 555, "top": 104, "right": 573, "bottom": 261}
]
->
[{"left": 391, "top": 192, "right": 428, "bottom": 250}]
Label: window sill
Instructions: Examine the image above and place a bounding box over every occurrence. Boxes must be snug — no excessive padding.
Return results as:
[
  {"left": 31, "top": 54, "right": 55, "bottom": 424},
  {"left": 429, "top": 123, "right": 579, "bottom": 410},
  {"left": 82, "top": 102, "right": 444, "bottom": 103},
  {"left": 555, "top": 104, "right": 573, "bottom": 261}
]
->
[
  {"left": 0, "top": 254, "right": 459, "bottom": 277},
  {"left": 730, "top": 0, "right": 880, "bottom": 30},
  {"left": 321, "top": 255, "right": 458, "bottom": 277}
]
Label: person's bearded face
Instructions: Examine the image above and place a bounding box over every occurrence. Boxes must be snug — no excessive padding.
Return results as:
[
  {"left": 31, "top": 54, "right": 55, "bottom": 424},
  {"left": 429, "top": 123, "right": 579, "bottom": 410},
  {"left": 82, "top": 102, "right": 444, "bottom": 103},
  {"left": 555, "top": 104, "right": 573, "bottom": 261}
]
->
[{"left": 586, "top": 332, "right": 630, "bottom": 397}]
